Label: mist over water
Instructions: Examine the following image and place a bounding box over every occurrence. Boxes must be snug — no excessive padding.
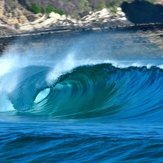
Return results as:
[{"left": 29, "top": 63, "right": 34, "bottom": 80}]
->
[{"left": 0, "top": 31, "right": 163, "bottom": 162}]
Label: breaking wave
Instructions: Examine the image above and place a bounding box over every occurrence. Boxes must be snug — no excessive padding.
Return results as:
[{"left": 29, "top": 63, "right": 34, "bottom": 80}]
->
[{"left": 0, "top": 56, "right": 162, "bottom": 123}]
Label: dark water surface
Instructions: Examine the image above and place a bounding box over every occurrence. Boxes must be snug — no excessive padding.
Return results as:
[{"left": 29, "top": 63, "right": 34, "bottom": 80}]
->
[{"left": 0, "top": 31, "right": 163, "bottom": 162}]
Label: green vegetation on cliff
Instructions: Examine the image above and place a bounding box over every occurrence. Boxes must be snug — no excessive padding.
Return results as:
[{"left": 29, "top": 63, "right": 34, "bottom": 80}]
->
[
  {"left": 12, "top": 0, "right": 160, "bottom": 18},
  {"left": 30, "top": 3, "right": 64, "bottom": 15},
  {"left": 18, "top": 0, "right": 134, "bottom": 17}
]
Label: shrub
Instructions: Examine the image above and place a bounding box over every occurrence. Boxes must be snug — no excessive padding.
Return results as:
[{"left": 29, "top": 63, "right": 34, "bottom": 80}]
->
[
  {"left": 45, "top": 5, "right": 64, "bottom": 15},
  {"left": 97, "top": 2, "right": 106, "bottom": 10},
  {"left": 29, "top": 3, "right": 64, "bottom": 15},
  {"left": 30, "top": 3, "right": 44, "bottom": 14}
]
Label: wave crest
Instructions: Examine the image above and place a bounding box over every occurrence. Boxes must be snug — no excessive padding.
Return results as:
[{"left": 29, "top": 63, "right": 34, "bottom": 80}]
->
[{"left": 0, "top": 63, "right": 162, "bottom": 122}]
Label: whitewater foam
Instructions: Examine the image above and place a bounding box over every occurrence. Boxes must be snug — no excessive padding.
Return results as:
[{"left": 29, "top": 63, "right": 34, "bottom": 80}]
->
[
  {"left": 46, "top": 56, "right": 163, "bottom": 86},
  {"left": 0, "top": 93, "right": 15, "bottom": 112},
  {"left": 46, "top": 54, "right": 76, "bottom": 85}
]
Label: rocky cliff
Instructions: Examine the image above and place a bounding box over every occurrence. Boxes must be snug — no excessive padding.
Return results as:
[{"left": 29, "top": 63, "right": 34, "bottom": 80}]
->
[{"left": 0, "top": 0, "right": 162, "bottom": 36}]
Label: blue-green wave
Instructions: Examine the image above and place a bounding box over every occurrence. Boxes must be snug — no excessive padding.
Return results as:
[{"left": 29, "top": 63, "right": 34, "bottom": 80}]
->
[{"left": 1, "top": 63, "right": 162, "bottom": 123}]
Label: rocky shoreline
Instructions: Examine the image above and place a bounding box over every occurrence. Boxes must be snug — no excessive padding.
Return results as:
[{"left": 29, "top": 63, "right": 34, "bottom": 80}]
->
[
  {"left": 1, "top": 0, "right": 163, "bottom": 38},
  {"left": 1, "top": 3, "right": 163, "bottom": 53},
  {"left": 1, "top": 7, "right": 163, "bottom": 38},
  {"left": 0, "top": 7, "right": 131, "bottom": 37}
]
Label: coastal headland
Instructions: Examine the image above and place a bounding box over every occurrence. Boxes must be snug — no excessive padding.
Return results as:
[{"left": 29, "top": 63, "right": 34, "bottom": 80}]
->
[{"left": 0, "top": 0, "right": 163, "bottom": 52}]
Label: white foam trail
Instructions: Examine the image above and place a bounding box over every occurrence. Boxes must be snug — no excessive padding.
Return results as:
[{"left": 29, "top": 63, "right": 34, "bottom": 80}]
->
[
  {"left": 0, "top": 54, "right": 27, "bottom": 94},
  {"left": 0, "top": 55, "right": 19, "bottom": 78},
  {"left": 0, "top": 92, "right": 15, "bottom": 112},
  {"left": 0, "top": 73, "right": 20, "bottom": 94}
]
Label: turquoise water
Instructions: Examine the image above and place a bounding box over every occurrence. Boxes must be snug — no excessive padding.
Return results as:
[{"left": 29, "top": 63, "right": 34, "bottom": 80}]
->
[{"left": 0, "top": 31, "right": 163, "bottom": 162}]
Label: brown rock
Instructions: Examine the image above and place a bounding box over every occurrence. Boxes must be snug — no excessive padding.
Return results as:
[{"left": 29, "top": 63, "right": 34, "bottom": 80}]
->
[{"left": 0, "top": 0, "right": 4, "bottom": 17}]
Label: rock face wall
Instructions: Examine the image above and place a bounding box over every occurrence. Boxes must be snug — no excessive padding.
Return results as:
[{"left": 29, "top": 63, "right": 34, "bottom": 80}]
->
[
  {"left": 0, "top": 0, "right": 129, "bottom": 31},
  {"left": 18, "top": 0, "right": 129, "bottom": 17},
  {"left": 0, "top": 0, "right": 36, "bottom": 26},
  {"left": 121, "top": 0, "right": 163, "bottom": 24},
  {"left": 0, "top": 0, "right": 163, "bottom": 36},
  {"left": 0, "top": 0, "right": 4, "bottom": 17}
]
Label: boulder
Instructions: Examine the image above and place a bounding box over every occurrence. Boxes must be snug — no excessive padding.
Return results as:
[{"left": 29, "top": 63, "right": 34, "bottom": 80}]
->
[
  {"left": 19, "top": 24, "right": 34, "bottom": 31},
  {"left": 49, "top": 12, "right": 61, "bottom": 20},
  {"left": 40, "top": 18, "right": 57, "bottom": 27},
  {"left": 18, "top": 15, "right": 28, "bottom": 24}
]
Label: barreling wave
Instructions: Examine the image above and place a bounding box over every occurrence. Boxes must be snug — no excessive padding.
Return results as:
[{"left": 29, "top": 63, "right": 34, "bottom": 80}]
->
[{"left": 0, "top": 61, "right": 162, "bottom": 122}]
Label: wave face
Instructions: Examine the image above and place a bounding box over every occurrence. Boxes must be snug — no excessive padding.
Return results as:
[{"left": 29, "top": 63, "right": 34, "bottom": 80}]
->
[
  {"left": 0, "top": 31, "right": 163, "bottom": 162},
  {"left": 0, "top": 63, "right": 162, "bottom": 122},
  {"left": 31, "top": 64, "right": 163, "bottom": 122}
]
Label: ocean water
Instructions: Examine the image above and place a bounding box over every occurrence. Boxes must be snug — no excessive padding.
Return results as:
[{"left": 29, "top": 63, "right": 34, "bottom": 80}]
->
[{"left": 0, "top": 31, "right": 163, "bottom": 162}]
